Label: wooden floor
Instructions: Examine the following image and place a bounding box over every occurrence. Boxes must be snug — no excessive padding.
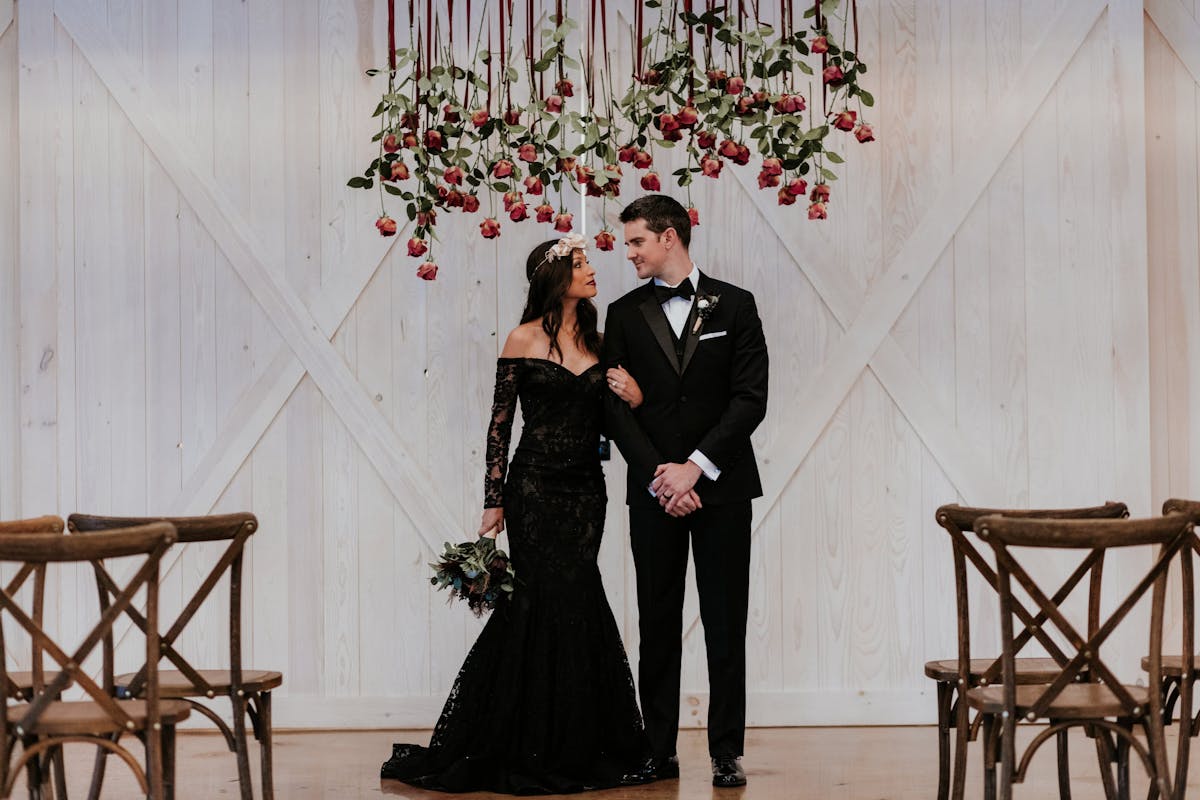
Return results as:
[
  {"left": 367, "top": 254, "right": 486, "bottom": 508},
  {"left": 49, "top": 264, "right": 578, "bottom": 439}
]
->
[{"left": 12, "top": 725, "right": 1193, "bottom": 798}]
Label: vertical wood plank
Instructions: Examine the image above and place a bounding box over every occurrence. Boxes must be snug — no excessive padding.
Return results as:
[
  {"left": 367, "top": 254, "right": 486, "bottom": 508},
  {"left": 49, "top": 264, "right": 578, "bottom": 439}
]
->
[{"left": 0, "top": 15, "right": 18, "bottom": 520}]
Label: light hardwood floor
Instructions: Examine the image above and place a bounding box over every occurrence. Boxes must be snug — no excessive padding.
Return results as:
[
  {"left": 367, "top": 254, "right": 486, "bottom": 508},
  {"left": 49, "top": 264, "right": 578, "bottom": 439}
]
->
[{"left": 11, "top": 725, "right": 1193, "bottom": 799}]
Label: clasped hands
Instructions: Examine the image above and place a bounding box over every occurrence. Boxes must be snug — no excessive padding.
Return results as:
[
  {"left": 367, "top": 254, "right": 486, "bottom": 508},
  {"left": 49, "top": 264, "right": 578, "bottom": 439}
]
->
[{"left": 651, "top": 461, "right": 704, "bottom": 517}]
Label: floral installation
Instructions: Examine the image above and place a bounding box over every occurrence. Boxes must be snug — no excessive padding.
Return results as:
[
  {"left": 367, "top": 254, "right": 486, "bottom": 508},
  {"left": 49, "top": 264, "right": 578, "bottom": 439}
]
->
[
  {"left": 619, "top": 0, "right": 874, "bottom": 222},
  {"left": 348, "top": 0, "right": 874, "bottom": 279},
  {"left": 692, "top": 292, "right": 720, "bottom": 334},
  {"left": 430, "top": 537, "right": 517, "bottom": 616}
]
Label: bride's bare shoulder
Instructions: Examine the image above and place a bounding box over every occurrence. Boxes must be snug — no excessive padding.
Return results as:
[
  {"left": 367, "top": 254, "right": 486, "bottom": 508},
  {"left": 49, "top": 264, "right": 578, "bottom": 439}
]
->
[{"left": 500, "top": 322, "right": 545, "bottom": 358}]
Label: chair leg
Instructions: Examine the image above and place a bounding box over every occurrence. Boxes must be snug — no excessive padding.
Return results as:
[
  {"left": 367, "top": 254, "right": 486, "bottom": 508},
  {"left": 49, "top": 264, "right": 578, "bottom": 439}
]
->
[
  {"left": 163, "top": 723, "right": 177, "bottom": 800},
  {"left": 1116, "top": 733, "right": 1130, "bottom": 800},
  {"left": 258, "top": 691, "right": 275, "bottom": 800},
  {"left": 1056, "top": 728, "right": 1072, "bottom": 800},
  {"left": 50, "top": 746, "right": 66, "bottom": 800},
  {"left": 951, "top": 688, "right": 971, "bottom": 800},
  {"left": 230, "top": 692, "right": 254, "bottom": 800},
  {"left": 1092, "top": 728, "right": 1120, "bottom": 800},
  {"left": 982, "top": 715, "right": 997, "bottom": 800},
  {"left": 935, "top": 681, "right": 951, "bottom": 800},
  {"left": 85, "top": 742, "right": 110, "bottom": 800},
  {"left": 22, "top": 738, "right": 43, "bottom": 800}
]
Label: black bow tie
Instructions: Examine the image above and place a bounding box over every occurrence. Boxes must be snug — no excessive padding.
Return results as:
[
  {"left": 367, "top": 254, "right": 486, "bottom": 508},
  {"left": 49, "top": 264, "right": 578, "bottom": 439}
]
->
[{"left": 654, "top": 279, "right": 695, "bottom": 304}]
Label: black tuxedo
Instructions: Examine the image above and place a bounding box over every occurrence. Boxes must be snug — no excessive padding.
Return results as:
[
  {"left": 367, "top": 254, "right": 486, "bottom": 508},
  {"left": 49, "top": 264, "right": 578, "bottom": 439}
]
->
[{"left": 603, "top": 271, "right": 768, "bottom": 760}]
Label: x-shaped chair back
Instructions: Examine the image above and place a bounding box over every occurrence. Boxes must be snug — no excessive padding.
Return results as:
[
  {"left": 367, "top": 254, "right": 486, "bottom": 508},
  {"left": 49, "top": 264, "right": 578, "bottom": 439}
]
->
[
  {"left": 67, "top": 513, "right": 257, "bottom": 701},
  {"left": 937, "top": 503, "right": 1129, "bottom": 687},
  {"left": 975, "top": 513, "right": 1195, "bottom": 800},
  {"left": 0, "top": 517, "right": 63, "bottom": 704},
  {"left": 0, "top": 522, "right": 176, "bottom": 798}
]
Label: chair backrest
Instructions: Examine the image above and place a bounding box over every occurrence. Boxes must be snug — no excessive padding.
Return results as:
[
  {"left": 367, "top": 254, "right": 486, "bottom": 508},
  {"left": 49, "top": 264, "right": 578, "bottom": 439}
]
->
[
  {"left": 0, "top": 517, "right": 64, "bottom": 700},
  {"left": 935, "top": 502, "right": 1129, "bottom": 685},
  {"left": 975, "top": 514, "right": 1194, "bottom": 724},
  {"left": 68, "top": 513, "right": 258, "bottom": 698},
  {"left": 0, "top": 522, "right": 176, "bottom": 795}
]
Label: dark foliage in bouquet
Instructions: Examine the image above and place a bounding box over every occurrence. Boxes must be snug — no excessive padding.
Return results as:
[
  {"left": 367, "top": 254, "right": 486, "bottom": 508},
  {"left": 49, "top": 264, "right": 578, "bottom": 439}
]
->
[{"left": 430, "top": 537, "right": 517, "bottom": 617}]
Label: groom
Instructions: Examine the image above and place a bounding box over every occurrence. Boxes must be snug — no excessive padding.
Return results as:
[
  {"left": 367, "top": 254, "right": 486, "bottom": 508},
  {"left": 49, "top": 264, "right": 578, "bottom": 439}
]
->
[{"left": 603, "top": 194, "right": 769, "bottom": 788}]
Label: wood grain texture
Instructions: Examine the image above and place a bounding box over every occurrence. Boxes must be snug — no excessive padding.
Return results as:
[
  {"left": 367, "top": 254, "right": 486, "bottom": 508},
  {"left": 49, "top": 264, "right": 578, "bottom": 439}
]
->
[{"left": 0, "top": 0, "right": 1182, "bottom": 727}]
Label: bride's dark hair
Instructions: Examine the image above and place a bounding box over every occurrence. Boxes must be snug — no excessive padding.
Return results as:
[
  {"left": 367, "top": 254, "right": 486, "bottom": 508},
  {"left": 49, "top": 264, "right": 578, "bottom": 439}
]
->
[{"left": 521, "top": 240, "right": 602, "bottom": 362}]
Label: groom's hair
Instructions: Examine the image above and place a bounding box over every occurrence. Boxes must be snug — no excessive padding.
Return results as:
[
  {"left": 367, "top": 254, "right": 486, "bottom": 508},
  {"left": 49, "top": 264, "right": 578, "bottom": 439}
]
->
[{"left": 619, "top": 194, "right": 691, "bottom": 249}]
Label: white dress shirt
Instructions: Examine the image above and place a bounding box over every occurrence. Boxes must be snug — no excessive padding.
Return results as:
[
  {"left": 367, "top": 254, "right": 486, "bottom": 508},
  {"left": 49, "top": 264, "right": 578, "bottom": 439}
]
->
[{"left": 652, "top": 264, "right": 721, "bottom": 485}]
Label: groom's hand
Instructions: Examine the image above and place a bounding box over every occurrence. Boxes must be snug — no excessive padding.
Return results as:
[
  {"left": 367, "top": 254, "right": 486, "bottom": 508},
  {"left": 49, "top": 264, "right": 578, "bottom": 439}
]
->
[
  {"left": 652, "top": 461, "right": 703, "bottom": 510},
  {"left": 662, "top": 489, "right": 702, "bottom": 517}
]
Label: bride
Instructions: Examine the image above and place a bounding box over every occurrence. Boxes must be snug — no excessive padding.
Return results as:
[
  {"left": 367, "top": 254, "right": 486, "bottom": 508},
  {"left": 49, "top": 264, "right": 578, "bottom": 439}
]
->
[{"left": 381, "top": 235, "right": 652, "bottom": 794}]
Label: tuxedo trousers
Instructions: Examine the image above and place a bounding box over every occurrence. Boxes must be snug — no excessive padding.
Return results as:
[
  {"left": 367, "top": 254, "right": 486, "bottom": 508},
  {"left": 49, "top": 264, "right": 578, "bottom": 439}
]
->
[{"left": 629, "top": 497, "right": 752, "bottom": 759}]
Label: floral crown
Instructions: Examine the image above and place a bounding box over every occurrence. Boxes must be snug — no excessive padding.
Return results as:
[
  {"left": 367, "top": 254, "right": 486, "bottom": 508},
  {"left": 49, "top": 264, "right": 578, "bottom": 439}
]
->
[{"left": 534, "top": 233, "right": 587, "bottom": 273}]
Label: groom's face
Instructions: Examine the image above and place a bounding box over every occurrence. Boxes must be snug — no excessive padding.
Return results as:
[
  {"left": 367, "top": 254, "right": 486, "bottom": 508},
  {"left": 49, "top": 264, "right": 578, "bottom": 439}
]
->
[{"left": 623, "top": 218, "right": 669, "bottom": 281}]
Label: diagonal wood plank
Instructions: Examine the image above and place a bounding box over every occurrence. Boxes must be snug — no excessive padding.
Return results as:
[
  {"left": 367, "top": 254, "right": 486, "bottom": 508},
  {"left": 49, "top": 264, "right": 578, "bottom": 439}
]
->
[
  {"left": 53, "top": 0, "right": 456, "bottom": 550},
  {"left": 745, "top": 0, "right": 1104, "bottom": 520},
  {"left": 0, "top": 1, "right": 11, "bottom": 39},
  {"left": 729, "top": 166, "right": 1001, "bottom": 506},
  {"left": 1146, "top": 0, "right": 1200, "bottom": 85},
  {"left": 680, "top": 0, "right": 1109, "bottom": 639}
]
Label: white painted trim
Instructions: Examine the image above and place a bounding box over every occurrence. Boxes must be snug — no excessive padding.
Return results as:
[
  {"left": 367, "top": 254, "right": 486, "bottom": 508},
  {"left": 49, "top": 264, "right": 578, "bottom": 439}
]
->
[
  {"left": 258, "top": 690, "right": 936, "bottom": 731},
  {"left": 1146, "top": 0, "right": 1200, "bottom": 87}
]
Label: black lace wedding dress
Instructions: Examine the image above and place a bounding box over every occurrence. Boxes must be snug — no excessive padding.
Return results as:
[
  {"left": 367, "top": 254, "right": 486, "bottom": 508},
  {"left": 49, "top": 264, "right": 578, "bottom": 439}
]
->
[{"left": 381, "top": 357, "right": 650, "bottom": 794}]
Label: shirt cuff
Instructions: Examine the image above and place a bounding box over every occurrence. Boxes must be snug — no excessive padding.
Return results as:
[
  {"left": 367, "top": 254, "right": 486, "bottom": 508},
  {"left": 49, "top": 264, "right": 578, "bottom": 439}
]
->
[{"left": 688, "top": 450, "right": 721, "bottom": 481}]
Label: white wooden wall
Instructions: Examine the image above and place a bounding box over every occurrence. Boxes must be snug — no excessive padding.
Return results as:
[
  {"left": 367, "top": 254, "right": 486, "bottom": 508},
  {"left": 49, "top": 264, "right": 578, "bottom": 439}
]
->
[{"left": 0, "top": 0, "right": 1194, "bottom": 728}]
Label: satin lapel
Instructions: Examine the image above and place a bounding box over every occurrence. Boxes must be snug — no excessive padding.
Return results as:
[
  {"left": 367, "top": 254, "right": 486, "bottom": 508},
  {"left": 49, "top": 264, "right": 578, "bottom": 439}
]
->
[
  {"left": 638, "top": 293, "right": 682, "bottom": 375},
  {"left": 680, "top": 275, "right": 708, "bottom": 374}
]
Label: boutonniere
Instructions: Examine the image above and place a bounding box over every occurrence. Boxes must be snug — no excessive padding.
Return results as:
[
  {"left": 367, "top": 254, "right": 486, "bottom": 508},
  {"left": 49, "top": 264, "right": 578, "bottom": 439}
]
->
[{"left": 692, "top": 293, "right": 721, "bottom": 334}]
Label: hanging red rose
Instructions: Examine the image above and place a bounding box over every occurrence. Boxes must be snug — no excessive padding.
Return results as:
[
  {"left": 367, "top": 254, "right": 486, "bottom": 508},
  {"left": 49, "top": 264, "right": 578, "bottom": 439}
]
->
[
  {"left": 594, "top": 230, "right": 616, "bottom": 251},
  {"left": 407, "top": 237, "right": 428, "bottom": 257},
  {"left": 554, "top": 212, "right": 573, "bottom": 232},
  {"left": 376, "top": 215, "right": 397, "bottom": 237},
  {"left": 480, "top": 218, "right": 501, "bottom": 238},
  {"left": 416, "top": 260, "right": 438, "bottom": 280}
]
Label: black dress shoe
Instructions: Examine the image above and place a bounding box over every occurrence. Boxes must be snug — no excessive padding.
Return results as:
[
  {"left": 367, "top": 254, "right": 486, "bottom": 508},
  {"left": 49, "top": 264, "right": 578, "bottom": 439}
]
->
[
  {"left": 619, "top": 755, "right": 680, "bottom": 785},
  {"left": 711, "top": 756, "right": 747, "bottom": 787}
]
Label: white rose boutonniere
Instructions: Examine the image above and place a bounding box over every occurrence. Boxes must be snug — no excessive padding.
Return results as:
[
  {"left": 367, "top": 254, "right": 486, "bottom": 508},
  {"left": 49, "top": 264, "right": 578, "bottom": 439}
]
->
[{"left": 692, "top": 293, "right": 720, "bottom": 334}]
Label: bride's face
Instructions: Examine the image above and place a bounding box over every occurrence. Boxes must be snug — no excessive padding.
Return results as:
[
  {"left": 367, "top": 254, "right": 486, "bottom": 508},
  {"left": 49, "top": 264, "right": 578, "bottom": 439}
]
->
[{"left": 564, "top": 249, "right": 598, "bottom": 300}]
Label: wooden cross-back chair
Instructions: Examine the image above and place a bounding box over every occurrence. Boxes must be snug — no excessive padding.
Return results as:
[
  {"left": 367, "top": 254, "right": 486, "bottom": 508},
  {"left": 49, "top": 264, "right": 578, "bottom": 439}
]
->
[
  {"left": 0, "top": 518, "right": 65, "bottom": 704},
  {"left": 927, "top": 502, "right": 1130, "bottom": 800},
  {"left": 0, "top": 522, "right": 190, "bottom": 800},
  {"left": 0, "top": 517, "right": 65, "bottom": 800},
  {"left": 969, "top": 514, "right": 1195, "bottom": 800},
  {"left": 68, "top": 513, "right": 281, "bottom": 800},
  {"left": 1137, "top": 497, "right": 1200, "bottom": 792}
]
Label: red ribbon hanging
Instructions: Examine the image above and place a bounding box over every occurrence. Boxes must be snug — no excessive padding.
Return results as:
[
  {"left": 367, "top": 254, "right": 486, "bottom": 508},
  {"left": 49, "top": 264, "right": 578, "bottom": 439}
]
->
[{"left": 387, "top": 0, "right": 396, "bottom": 74}]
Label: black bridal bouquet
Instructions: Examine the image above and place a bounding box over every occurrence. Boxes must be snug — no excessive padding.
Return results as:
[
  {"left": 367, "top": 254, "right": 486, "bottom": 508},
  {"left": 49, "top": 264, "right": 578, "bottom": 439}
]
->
[{"left": 430, "top": 537, "right": 517, "bottom": 616}]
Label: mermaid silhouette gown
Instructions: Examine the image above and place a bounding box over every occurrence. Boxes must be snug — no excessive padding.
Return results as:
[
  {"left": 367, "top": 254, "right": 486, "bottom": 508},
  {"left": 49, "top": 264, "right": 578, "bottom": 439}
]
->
[{"left": 381, "top": 357, "right": 650, "bottom": 794}]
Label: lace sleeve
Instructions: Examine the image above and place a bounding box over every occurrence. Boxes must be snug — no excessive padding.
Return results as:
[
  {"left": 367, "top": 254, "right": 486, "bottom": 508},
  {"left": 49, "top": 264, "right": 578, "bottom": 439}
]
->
[{"left": 484, "top": 359, "right": 520, "bottom": 508}]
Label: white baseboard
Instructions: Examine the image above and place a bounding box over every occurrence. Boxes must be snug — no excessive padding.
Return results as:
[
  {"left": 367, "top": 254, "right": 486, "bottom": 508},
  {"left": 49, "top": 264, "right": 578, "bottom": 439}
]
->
[{"left": 248, "top": 689, "right": 937, "bottom": 731}]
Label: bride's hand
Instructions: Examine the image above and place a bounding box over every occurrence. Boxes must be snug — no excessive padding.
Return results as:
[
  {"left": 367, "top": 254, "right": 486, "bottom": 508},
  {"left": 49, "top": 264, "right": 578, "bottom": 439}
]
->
[
  {"left": 606, "top": 366, "right": 643, "bottom": 409},
  {"left": 478, "top": 508, "right": 504, "bottom": 539}
]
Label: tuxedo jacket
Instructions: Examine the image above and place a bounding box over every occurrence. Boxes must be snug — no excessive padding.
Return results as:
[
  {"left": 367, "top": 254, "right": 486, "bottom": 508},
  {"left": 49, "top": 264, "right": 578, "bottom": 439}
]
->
[{"left": 602, "top": 272, "right": 769, "bottom": 506}]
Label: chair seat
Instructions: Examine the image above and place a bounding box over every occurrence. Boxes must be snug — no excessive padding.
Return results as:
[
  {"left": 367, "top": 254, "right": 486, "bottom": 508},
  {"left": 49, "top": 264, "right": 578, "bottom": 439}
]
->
[
  {"left": 924, "top": 658, "right": 1065, "bottom": 684},
  {"left": 7, "top": 699, "right": 191, "bottom": 736},
  {"left": 1140, "top": 655, "right": 1199, "bottom": 677},
  {"left": 966, "top": 683, "right": 1152, "bottom": 719},
  {"left": 115, "top": 669, "right": 283, "bottom": 698}
]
